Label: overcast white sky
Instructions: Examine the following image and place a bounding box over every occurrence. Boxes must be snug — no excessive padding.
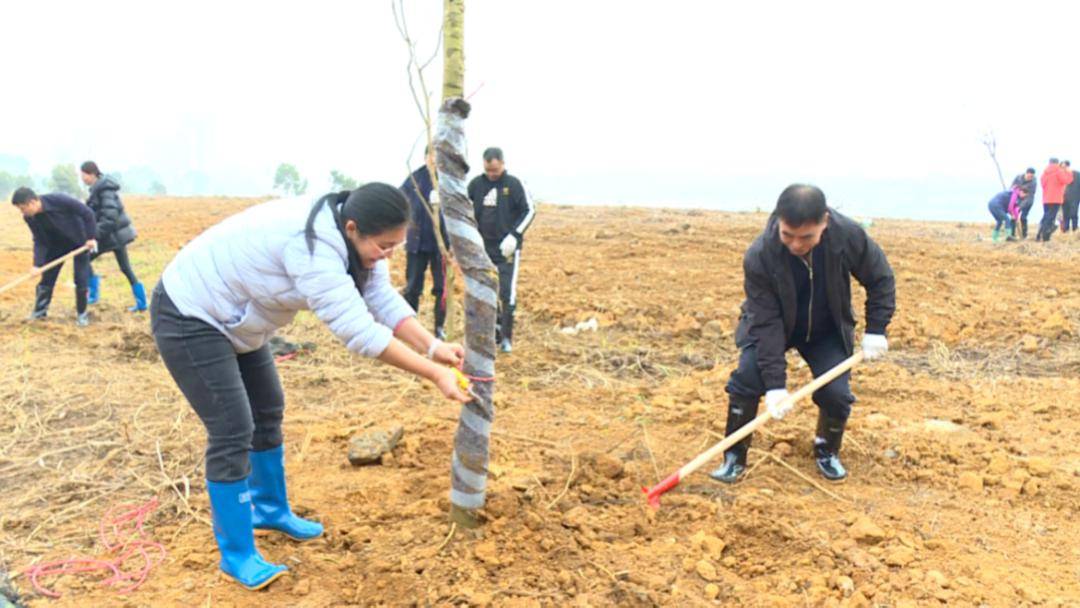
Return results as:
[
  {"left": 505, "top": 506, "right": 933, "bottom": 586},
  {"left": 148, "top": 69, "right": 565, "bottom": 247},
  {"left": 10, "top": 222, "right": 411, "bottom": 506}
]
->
[{"left": 3, "top": 1, "right": 1079, "bottom": 220}]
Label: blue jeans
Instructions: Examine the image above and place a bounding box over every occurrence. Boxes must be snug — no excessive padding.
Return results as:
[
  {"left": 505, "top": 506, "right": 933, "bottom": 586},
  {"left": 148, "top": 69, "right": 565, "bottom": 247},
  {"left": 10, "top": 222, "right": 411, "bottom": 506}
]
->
[
  {"left": 726, "top": 333, "right": 855, "bottom": 421},
  {"left": 988, "top": 203, "right": 1008, "bottom": 231}
]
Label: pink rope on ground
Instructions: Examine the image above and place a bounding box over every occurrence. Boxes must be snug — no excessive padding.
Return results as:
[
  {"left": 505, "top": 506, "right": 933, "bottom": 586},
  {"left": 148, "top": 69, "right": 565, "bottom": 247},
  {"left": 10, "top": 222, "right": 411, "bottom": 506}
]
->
[
  {"left": 25, "top": 498, "right": 166, "bottom": 599},
  {"left": 274, "top": 352, "right": 298, "bottom": 363}
]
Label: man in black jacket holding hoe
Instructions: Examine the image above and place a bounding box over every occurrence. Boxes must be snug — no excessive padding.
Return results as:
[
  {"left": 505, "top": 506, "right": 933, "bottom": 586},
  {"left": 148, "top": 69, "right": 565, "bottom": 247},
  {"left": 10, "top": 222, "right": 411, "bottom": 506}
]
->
[
  {"left": 10, "top": 187, "right": 98, "bottom": 326},
  {"left": 710, "top": 184, "right": 896, "bottom": 484}
]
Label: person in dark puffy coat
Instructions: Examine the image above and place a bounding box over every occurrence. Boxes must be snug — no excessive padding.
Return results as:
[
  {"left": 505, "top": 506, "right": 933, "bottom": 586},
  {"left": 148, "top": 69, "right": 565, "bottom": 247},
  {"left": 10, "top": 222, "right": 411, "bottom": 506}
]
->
[{"left": 80, "top": 161, "right": 145, "bottom": 311}]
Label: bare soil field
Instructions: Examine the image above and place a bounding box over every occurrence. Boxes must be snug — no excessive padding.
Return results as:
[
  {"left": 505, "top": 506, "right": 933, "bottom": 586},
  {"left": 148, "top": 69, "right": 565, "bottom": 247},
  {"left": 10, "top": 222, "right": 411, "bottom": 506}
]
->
[{"left": 1, "top": 196, "right": 1078, "bottom": 607}]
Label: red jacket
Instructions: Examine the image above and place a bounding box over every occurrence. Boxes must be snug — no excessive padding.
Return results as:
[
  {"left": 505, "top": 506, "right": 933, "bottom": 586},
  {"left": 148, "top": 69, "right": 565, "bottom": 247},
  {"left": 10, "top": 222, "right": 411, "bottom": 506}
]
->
[{"left": 1040, "top": 163, "right": 1074, "bottom": 204}]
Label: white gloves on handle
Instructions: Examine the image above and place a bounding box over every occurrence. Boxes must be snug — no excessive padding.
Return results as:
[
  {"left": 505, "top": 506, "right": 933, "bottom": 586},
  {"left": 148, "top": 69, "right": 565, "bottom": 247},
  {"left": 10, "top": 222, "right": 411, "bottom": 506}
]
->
[
  {"left": 765, "top": 388, "right": 793, "bottom": 420},
  {"left": 862, "top": 333, "right": 888, "bottom": 361},
  {"left": 428, "top": 189, "right": 440, "bottom": 206},
  {"left": 499, "top": 234, "right": 518, "bottom": 258}
]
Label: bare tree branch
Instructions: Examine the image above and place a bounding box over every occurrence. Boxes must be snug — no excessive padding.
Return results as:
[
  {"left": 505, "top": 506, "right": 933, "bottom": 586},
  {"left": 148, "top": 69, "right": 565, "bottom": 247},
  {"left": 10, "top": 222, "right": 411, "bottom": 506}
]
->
[{"left": 982, "top": 129, "right": 1007, "bottom": 191}]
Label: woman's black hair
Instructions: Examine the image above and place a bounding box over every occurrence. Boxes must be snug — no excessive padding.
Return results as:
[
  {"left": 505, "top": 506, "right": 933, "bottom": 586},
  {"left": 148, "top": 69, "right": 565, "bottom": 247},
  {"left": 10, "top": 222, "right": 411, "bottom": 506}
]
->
[
  {"left": 304, "top": 182, "right": 410, "bottom": 293},
  {"left": 80, "top": 161, "right": 102, "bottom": 177}
]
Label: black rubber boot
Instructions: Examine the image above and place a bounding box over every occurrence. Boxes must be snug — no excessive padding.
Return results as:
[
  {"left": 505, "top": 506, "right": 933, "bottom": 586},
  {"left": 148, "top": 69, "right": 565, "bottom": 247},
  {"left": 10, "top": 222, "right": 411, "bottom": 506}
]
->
[
  {"left": 28, "top": 285, "right": 53, "bottom": 320},
  {"left": 501, "top": 303, "right": 516, "bottom": 343},
  {"left": 1021, "top": 218, "right": 1029, "bottom": 239},
  {"left": 814, "top": 412, "right": 848, "bottom": 481},
  {"left": 709, "top": 395, "right": 760, "bottom": 484}
]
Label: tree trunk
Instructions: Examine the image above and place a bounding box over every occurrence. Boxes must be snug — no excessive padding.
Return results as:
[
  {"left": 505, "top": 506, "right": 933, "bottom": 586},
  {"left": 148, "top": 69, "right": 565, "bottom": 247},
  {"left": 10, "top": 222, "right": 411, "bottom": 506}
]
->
[{"left": 436, "top": 0, "right": 495, "bottom": 528}]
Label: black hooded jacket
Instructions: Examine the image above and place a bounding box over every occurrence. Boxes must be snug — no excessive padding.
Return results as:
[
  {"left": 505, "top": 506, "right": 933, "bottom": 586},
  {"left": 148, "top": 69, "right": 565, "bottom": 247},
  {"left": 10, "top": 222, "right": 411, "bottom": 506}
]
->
[
  {"left": 1064, "top": 170, "right": 1080, "bottom": 206},
  {"left": 734, "top": 209, "right": 896, "bottom": 390},
  {"left": 86, "top": 176, "right": 136, "bottom": 253}
]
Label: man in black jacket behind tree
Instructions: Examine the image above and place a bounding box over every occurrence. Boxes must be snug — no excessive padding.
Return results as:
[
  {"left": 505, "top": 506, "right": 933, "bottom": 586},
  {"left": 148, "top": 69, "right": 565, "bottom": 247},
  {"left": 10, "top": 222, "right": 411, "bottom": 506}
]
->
[
  {"left": 468, "top": 147, "right": 535, "bottom": 353},
  {"left": 401, "top": 148, "right": 451, "bottom": 338},
  {"left": 710, "top": 184, "right": 896, "bottom": 484}
]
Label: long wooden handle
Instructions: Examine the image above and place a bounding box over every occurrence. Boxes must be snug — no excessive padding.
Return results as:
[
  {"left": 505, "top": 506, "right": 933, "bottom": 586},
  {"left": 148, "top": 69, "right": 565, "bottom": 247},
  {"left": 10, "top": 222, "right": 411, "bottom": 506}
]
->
[
  {"left": 0, "top": 244, "right": 92, "bottom": 296},
  {"left": 677, "top": 351, "right": 864, "bottom": 478}
]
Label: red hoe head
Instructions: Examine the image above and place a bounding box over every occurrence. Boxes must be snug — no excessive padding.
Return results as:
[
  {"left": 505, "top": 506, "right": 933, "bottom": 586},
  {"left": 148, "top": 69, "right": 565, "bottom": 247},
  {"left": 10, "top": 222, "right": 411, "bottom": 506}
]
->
[{"left": 642, "top": 472, "right": 681, "bottom": 509}]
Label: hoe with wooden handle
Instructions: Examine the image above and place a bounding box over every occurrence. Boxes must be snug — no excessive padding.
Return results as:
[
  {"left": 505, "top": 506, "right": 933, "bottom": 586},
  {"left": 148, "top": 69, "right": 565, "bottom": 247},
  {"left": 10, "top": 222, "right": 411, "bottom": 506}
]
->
[
  {"left": 0, "top": 244, "right": 92, "bottom": 297},
  {"left": 643, "top": 352, "right": 864, "bottom": 508}
]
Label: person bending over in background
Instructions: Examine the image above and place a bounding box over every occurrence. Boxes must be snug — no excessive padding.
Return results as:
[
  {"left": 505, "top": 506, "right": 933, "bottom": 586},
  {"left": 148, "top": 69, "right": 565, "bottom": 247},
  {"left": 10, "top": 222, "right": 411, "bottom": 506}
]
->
[
  {"left": 1010, "top": 168, "right": 1037, "bottom": 239},
  {"left": 10, "top": 187, "right": 96, "bottom": 326}
]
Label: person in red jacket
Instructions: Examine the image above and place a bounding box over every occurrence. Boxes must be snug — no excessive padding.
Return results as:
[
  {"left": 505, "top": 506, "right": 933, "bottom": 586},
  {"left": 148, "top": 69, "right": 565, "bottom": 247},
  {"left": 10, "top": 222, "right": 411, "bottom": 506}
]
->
[{"left": 1037, "top": 158, "right": 1074, "bottom": 242}]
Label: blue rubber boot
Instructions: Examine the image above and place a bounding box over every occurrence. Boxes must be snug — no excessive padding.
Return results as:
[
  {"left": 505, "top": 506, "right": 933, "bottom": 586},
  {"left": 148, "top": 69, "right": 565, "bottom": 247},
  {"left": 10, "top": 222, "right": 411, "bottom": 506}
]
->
[
  {"left": 87, "top": 275, "right": 100, "bottom": 305},
  {"left": 206, "top": 479, "right": 288, "bottom": 590},
  {"left": 128, "top": 282, "right": 147, "bottom": 312},
  {"left": 249, "top": 445, "right": 324, "bottom": 540}
]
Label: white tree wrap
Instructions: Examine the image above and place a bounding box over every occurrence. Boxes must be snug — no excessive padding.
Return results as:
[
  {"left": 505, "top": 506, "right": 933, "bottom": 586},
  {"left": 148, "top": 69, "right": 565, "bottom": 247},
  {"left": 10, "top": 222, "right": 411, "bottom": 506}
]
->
[{"left": 436, "top": 98, "right": 496, "bottom": 510}]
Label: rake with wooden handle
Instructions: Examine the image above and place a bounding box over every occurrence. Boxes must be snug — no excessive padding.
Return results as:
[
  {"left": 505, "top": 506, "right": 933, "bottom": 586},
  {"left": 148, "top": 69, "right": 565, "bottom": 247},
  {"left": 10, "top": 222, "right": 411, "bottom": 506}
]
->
[
  {"left": 643, "top": 351, "right": 864, "bottom": 508},
  {"left": 0, "top": 244, "right": 92, "bottom": 297}
]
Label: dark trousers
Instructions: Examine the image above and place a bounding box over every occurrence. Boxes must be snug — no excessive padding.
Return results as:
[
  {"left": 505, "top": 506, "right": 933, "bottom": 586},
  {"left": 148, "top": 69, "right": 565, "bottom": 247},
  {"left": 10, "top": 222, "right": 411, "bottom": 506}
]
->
[
  {"left": 726, "top": 333, "right": 855, "bottom": 421},
  {"left": 496, "top": 251, "right": 520, "bottom": 341},
  {"left": 150, "top": 283, "right": 285, "bottom": 482},
  {"left": 403, "top": 250, "right": 446, "bottom": 332},
  {"left": 1037, "top": 204, "right": 1062, "bottom": 241},
  {"left": 1063, "top": 199, "right": 1079, "bottom": 232},
  {"left": 91, "top": 244, "right": 139, "bottom": 285},
  {"left": 38, "top": 245, "right": 91, "bottom": 314},
  {"left": 1016, "top": 203, "right": 1034, "bottom": 238},
  {"left": 988, "top": 204, "right": 1008, "bottom": 231}
]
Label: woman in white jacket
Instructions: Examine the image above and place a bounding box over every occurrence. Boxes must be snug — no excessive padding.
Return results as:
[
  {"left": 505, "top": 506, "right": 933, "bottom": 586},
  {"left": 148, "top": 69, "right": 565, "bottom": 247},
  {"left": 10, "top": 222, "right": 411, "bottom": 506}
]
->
[{"left": 151, "top": 184, "right": 469, "bottom": 590}]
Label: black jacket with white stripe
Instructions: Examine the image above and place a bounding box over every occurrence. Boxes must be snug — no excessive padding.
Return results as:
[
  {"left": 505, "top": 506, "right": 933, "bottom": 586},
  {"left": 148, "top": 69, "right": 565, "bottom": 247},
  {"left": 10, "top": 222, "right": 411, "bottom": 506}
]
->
[{"left": 468, "top": 172, "right": 534, "bottom": 263}]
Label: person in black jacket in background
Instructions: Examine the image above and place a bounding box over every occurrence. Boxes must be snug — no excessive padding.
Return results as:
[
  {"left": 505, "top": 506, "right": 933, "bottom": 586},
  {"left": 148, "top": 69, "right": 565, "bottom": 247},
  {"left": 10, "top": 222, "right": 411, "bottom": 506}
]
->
[
  {"left": 468, "top": 147, "right": 535, "bottom": 353},
  {"left": 710, "top": 184, "right": 896, "bottom": 484},
  {"left": 10, "top": 187, "right": 97, "bottom": 326},
  {"left": 1061, "top": 162, "right": 1080, "bottom": 234},
  {"left": 80, "top": 161, "right": 145, "bottom": 311},
  {"left": 401, "top": 149, "right": 451, "bottom": 338}
]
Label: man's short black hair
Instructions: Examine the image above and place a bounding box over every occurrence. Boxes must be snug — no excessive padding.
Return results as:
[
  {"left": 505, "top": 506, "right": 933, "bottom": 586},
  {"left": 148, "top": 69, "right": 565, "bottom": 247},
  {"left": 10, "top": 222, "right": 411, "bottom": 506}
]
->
[
  {"left": 482, "top": 147, "right": 503, "bottom": 162},
  {"left": 775, "top": 184, "right": 827, "bottom": 226},
  {"left": 1065, "top": 160, "right": 1072, "bottom": 168},
  {"left": 1050, "top": 157, "right": 1059, "bottom": 164},
  {"left": 11, "top": 187, "right": 37, "bottom": 205},
  {"left": 1026, "top": 167, "right": 1036, "bottom": 174}
]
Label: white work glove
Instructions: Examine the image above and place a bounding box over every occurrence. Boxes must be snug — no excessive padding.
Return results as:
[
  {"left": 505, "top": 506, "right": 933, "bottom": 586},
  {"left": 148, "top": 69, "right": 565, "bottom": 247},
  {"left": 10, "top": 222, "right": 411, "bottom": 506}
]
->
[
  {"left": 428, "top": 189, "right": 440, "bottom": 207},
  {"left": 765, "top": 388, "right": 793, "bottom": 420},
  {"left": 499, "top": 234, "right": 518, "bottom": 258},
  {"left": 862, "top": 333, "right": 888, "bottom": 361}
]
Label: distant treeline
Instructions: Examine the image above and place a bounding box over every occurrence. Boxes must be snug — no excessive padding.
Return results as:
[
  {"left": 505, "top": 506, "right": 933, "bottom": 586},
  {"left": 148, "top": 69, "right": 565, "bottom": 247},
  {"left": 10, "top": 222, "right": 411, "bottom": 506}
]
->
[{"left": 0, "top": 159, "right": 167, "bottom": 200}]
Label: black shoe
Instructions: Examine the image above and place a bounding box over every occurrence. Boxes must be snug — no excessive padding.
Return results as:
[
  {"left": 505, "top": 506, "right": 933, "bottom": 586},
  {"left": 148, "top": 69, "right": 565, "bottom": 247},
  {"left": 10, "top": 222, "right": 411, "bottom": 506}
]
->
[
  {"left": 814, "top": 413, "right": 848, "bottom": 481},
  {"left": 708, "top": 395, "right": 760, "bottom": 484}
]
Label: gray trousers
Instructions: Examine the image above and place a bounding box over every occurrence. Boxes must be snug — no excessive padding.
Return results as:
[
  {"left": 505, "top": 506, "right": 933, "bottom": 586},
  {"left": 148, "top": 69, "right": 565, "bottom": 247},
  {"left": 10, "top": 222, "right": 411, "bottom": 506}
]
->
[{"left": 150, "top": 282, "right": 285, "bottom": 482}]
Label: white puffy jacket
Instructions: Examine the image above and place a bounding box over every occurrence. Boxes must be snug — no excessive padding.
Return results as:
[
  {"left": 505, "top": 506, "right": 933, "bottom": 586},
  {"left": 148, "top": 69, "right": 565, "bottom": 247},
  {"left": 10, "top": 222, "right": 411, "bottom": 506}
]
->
[{"left": 161, "top": 196, "right": 415, "bottom": 357}]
